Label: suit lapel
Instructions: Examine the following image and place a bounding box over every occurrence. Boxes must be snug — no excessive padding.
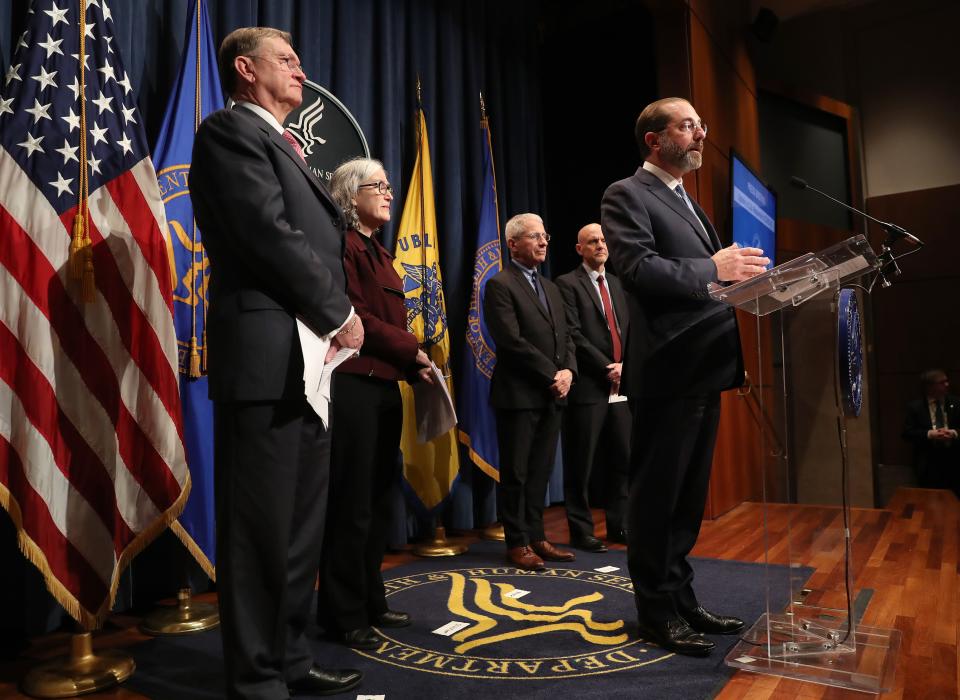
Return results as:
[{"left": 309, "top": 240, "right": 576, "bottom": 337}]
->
[
  {"left": 507, "top": 264, "right": 551, "bottom": 324},
  {"left": 575, "top": 266, "right": 604, "bottom": 319},
  {"left": 267, "top": 130, "right": 339, "bottom": 212},
  {"left": 638, "top": 168, "right": 717, "bottom": 253}
]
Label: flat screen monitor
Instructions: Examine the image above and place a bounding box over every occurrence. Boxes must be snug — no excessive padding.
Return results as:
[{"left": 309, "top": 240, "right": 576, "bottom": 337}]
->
[{"left": 730, "top": 150, "right": 776, "bottom": 268}]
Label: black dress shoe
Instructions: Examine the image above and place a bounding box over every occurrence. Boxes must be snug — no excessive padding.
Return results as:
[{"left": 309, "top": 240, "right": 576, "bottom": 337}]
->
[
  {"left": 375, "top": 610, "right": 411, "bottom": 628},
  {"left": 289, "top": 666, "right": 362, "bottom": 696},
  {"left": 570, "top": 535, "right": 608, "bottom": 553},
  {"left": 680, "top": 606, "right": 745, "bottom": 635},
  {"left": 636, "top": 616, "right": 716, "bottom": 656},
  {"left": 330, "top": 627, "right": 383, "bottom": 650}
]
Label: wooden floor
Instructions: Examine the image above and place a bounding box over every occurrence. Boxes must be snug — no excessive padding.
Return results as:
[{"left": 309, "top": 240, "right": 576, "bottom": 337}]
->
[{"left": 1, "top": 487, "right": 956, "bottom": 699}]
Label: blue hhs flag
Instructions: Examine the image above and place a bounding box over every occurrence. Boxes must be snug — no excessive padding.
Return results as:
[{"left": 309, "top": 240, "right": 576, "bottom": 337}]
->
[
  {"left": 153, "top": 0, "right": 223, "bottom": 578},
  {"left": 457, "top": 113, "right": 502, "bottom": 481}
]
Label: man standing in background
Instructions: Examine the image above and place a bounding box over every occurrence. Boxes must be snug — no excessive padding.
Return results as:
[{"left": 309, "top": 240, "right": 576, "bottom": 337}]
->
[
  {"left": 484, "top": 213, "right": 578, "bottom": 572},
  {"left": 556, "top": 223, "right": 630, "bottom": 552}
]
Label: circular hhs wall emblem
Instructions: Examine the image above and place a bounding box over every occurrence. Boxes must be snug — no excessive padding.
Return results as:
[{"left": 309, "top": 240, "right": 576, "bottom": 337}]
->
[{"left": 283, "top": 80, "right": 369, "bottom": 184}]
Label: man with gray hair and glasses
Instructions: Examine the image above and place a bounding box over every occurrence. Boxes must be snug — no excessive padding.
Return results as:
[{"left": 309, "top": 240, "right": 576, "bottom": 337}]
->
[
  {"left": 191, "top": 26, "right": 362, "bottom": 698},
  {"left": 484, "top": 213, "right": 578, "bottom": 571}
]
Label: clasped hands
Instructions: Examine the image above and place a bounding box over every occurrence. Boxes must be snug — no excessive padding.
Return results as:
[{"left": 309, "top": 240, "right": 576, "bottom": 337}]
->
[
  {"left": 711, "top": 243, "right": 770, "bottom": 283},
  {"left": 551, "top": 369, "right": 573, "bottom": 399},
  {"left": 928, "top": 427, "right": 958, "bottom": 442}
]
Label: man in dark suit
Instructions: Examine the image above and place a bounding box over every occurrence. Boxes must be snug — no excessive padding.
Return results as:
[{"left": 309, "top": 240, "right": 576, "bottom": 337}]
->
[
  {"left": 601, "top": 97, "right": 769, "bottom": 656},
  {"left": 484, "top": 213, "right": 578, "bottom": 571},
  {"left": 191, "top": 27, "right": 363, "bottom": 698},
  {"left": 555, "top": 223, "right": 630, "bottom": 552},
  {"left": 902, "top": 368, "right": 959, "bottom": 494}
]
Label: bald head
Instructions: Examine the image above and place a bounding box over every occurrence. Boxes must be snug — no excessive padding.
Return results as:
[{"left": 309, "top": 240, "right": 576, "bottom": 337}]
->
[{"left": 575, "top": 223, "right": 608, "bottom": 272}]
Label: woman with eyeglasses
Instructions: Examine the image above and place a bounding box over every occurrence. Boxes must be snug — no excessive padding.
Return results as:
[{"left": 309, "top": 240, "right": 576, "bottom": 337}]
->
[{"left": 317, "top": 157, "right": 434, "bottom": 649}]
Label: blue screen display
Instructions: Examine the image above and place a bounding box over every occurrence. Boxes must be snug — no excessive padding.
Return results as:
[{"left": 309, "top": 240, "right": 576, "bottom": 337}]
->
[{"left": 731, "top": 154, "right": 776, "bottom": 267}]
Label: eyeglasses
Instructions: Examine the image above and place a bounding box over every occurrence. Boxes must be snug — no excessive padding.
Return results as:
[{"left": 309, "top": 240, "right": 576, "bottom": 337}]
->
[
  {"left": 358, "top": 181, "right": 393, "bottom": 195},
  {"left": 245, "top": 54, "right": 304, "bottom": 73},
  {"left": 663, "top": 119, "right": 708, "bottom": 136},
  {"left": 520, "top": 232, "right": 551, "bottom": 243}
]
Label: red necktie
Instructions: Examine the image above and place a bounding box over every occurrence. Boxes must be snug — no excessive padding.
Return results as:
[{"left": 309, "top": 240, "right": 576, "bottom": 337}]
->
[
  {"left": 282, "top": 130, "right": 306, "bottom": 161},
  {"left": 597, "top": 275, "right": 622, "bottom": 363}
]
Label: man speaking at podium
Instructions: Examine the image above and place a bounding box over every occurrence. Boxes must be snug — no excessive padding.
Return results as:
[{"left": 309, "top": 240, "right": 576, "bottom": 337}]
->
[{"left": 601, "top": 97, "right": 769, "bottom": 656}]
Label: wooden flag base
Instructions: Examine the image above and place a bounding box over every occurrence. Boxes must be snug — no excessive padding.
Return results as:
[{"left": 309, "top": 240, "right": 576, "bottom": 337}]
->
[
  {"left": 413, "top": 526, "right": 468, "bottom": 557},
  {"left": 19, "top": 632, "right": 134, "bottom": 698},
  {"left": 139, "top": 588, "right": 219, "bottom": 636}
]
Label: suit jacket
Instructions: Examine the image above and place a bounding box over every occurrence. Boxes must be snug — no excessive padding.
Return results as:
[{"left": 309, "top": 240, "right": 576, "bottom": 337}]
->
[
  {"left": 484, "top": 263, "right": 577, "bottom": 410},
  {"left": 601, "top": 166, "right": 743, "bottom": 398},
  {"left": 191, "top": 106, "right": 351, "bottom": 401},
  {"left": 337, "top": 229, "right": 419, "bottom": 381},
  {"left": 903, "top": 395, "right": 960, "bottom": 442},
  {"left": 555, "top": 265, "right": 630, "bottom": 404}
]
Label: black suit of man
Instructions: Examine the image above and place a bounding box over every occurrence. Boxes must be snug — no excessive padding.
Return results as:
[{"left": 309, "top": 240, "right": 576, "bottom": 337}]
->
[
  {"left": 484, "top": 263, "right": 577, "bottom": 548},
  {"left": 191, "top": 105, "right": 351, "bottom": 699},
  {"left": 602, "top": 166, "right": 743, "bottom": 623},
  {"left": 555, "top": 265, "right": 631, "bottom": 542},
  {"left": 902, "top": 394, "right": 960, "bottom": 492}
]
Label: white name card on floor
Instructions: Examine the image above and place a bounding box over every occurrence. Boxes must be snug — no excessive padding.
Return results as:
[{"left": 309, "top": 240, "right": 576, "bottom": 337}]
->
[
  {"left": 358, "top": 696, "right": 386, "bottom": 700},
  {"left": 433, "top": 621, "right": 471, "bottom": 636},
  {"left": 504, "top": 589, "right": 531, "bottom": 599},
  {"left": 594, "top": 565, "right": 620, "bottom": 573}
]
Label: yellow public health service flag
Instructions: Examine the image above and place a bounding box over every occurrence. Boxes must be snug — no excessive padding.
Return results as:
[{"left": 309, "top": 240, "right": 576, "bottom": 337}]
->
[{"left": 393, "top": 107, "right": 460, "bottom": 513}]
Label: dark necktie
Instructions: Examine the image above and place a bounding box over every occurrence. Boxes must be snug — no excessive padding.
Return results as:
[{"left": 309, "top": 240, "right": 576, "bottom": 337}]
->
[
  {"left": 935, "top": 400, "right": 945, "bottom": 429},
  {"left": 597, "top": 275, "right": 622, "bottom": 363},
  {"left": 282, "top": 129, "right": 306, "bottom": 162},
  {"left": 530, "top": 271, "right": 548, "bottom": 309}
]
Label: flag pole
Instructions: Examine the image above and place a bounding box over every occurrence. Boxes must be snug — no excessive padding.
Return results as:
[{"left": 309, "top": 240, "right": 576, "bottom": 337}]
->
[
  {"left": 475, "top": 92, "right": 506, "bottom": 542},
  {"left": 139, "top": 0, "right": 219, "bottom": 636},
  {"left": 409, "top": 78, "right": 465, "bottom": 557}
]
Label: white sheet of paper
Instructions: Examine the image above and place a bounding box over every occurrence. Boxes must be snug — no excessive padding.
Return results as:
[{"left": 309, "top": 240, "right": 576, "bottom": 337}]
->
[
  {"left": 297, "top": 318, "right": 356, "bottom": 428},
  {"left": 594, "top": 565, "right": 620, "bottom": 573},
  {"left": 504, "top": 589, "right": 531, "bottom": 599},
  {"left": 432, "top": 621, "right": 471, "bottom": 636},
  {"left": 608, "top": 394, "right": 628, "bottom": 404},
  {"left": 412, "top": 361, "right": 458, "bottom": 443}
]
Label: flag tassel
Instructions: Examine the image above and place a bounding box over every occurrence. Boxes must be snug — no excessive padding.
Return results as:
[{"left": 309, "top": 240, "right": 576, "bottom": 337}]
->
[{"left": 189, "top": 335, "right": 201, "bottom": 378}]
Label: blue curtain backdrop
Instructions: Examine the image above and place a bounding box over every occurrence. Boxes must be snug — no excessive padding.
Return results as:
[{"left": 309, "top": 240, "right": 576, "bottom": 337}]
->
[{"left": 0, "top": 0, "right": 559, "bottom": 635}]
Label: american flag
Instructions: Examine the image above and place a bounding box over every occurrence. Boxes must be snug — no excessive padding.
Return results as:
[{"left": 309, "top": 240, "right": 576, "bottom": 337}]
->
[{"left": 0, "top": 0, "right": 189, "bottom": 628}]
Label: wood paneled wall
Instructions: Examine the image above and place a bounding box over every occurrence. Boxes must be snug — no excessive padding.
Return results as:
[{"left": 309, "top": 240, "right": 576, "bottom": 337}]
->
[
  {"left": 867, "top": 184, "right": 960, "bottom": 469},
  {"left": 648, "top": 0, "right": 768, "bottom": 518}
]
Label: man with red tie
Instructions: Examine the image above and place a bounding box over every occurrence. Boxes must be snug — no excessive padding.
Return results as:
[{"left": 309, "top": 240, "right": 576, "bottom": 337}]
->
[{"left": 555, "top": 224, "right": 631, "bottom": 552}]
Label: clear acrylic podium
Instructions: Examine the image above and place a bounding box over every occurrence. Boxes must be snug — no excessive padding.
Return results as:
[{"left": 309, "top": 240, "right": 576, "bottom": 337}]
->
[{"left": 710, "top": 234, "right": 901, "bottom": 693}]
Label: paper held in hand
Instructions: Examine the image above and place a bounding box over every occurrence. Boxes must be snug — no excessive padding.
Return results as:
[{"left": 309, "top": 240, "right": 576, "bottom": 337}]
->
[{"left": 413, "top": 360, "right": 457, "bottom": 443}]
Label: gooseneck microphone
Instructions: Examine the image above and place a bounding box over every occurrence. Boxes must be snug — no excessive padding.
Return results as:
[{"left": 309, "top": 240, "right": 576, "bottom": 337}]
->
[{"left": 789, "top": 176, "right": 923, "bottom": 247}]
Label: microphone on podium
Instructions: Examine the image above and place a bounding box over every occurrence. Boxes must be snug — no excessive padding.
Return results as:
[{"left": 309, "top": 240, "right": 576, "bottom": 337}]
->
[{"left": 789, "top": 176, "right": 923, "bottom": 247}]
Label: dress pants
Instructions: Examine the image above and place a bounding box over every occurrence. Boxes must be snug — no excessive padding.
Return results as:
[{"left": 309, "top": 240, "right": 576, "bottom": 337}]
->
[
  {"left": 495, "top": 404, "right": 562, "bottom": 549},
  {"left": 626, "top": 394, "right": 720, "bottom": 622},
  {"left": 318, "top": 373, "right": 402, "bottom": 632},
  {"left": 562, "top": 400, "right": 630, "bottom": 539},
  {"left": 214, "top": 398, "right": 330, "bottom": 700}
]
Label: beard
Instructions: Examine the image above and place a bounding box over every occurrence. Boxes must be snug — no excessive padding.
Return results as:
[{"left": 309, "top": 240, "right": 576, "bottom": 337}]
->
[{"left": 658, "top": 134, "right": 703, "bottom": 172}]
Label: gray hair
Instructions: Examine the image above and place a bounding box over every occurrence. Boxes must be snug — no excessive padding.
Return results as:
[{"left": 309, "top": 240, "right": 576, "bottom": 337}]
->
[
  {"left": 329, "top": 157, "right": 387, "bottom": 231},
  {"left": 504, "top": 213, "right": 543, "bottom": 241},
  {"left": 219, "top": 27, "right": 293, "bottom": 97}
]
